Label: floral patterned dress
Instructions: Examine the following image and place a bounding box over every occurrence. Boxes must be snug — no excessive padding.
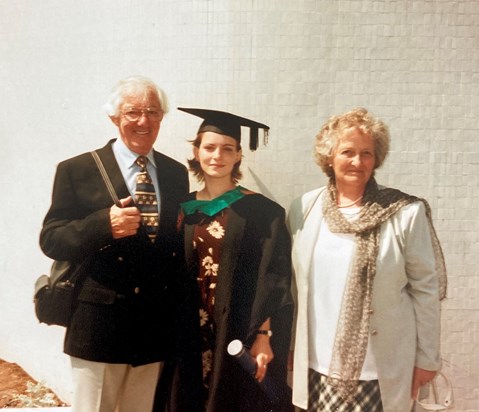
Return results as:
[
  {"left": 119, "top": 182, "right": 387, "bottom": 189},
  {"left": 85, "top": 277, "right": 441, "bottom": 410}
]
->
[
  {"left": 179, "top": 186, "right": 295, "bottom": 412},
  {"left": 180, "top": 186, "right": 258, "bottom": 407},
  {"left": 193, "top": 211, "right": 228, "bottom": 395}
]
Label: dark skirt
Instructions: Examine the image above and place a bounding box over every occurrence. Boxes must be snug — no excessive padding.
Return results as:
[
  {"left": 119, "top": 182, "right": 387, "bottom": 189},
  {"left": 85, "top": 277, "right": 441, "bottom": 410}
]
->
[{"left": 307, "top": 369, "right": 384, "bottom": 412}]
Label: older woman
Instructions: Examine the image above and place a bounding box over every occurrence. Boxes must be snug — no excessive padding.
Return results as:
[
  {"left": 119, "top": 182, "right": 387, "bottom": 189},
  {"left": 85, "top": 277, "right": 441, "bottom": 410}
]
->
[{"left": 288, "top": 108, "right": 447, "bottom": 412}]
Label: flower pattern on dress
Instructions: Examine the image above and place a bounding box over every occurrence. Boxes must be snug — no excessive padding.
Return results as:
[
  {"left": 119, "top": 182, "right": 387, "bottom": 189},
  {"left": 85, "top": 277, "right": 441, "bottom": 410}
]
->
[
  {"left": 202, "top": 255, "right": 214, "bottom": 269},
  {"left": 193, "top": 212, "right": 229, "bottom": 399},
  {"left": 199, "top": 308, "right": 209, "bottom": 327},
  {"left": 202, "top": 254, "right": 219, "bottom": 277},
  {"left": 206, "top": 220, "right": 225, "bottom": 239},
  {"left": 202, "top": 349, "right": 213, "bottom": 380}
]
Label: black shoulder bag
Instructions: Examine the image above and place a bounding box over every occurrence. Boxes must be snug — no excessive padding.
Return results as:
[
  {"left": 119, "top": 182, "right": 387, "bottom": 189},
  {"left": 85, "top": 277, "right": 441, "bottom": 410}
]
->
[{"left": 34, "top": 151, "right": 120, "bottom": 327}]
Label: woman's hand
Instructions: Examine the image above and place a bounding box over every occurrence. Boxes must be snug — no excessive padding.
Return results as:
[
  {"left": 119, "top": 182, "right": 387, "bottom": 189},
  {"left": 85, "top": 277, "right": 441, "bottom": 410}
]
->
[
  {"left": 250, "top": 334, "right": 274, "bottom": 383},
  {"left": 411, "top": 367, "right": 437, "bottom": 399}
]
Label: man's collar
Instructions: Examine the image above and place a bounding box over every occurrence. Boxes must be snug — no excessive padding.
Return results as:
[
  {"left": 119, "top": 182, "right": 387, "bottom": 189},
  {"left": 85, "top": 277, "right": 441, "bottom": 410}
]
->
[{"left": 113, "top": 138, "right": 157, "bottom": 168}]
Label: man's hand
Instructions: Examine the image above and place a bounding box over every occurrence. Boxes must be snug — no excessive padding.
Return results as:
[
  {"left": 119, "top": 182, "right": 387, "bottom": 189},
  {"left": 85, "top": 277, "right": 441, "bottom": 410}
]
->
[
  {"left": 110, "top": 196, "right": 141, "bottom": 239},
  {"left": 411, "top": 367, "right": 437, "bottom": 400}
]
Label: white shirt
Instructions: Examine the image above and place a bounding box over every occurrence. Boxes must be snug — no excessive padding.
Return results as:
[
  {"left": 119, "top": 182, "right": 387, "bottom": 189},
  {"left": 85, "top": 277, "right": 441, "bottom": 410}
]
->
[{"left": 308, "top": 207, "right": 378, "bottom": 380}]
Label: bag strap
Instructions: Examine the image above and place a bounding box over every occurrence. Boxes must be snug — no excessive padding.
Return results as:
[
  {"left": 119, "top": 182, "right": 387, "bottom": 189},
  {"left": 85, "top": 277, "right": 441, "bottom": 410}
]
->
[
  {"left": 416, "top": 371, "right": 454, "bottom": 411},
  {"left": 90, "top": 151, "right": 121, "bottom": 207}
]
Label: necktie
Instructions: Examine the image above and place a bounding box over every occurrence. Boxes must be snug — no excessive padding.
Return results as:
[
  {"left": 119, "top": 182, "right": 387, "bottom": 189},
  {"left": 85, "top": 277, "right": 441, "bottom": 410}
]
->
[{"left": 135, "top": 156, "right": 159, "bottom": 242}]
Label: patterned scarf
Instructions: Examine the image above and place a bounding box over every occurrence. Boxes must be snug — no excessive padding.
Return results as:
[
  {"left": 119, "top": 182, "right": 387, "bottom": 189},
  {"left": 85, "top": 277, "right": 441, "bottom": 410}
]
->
[{"left": 322, "top": 178, "right": 447, "bottom": 401}]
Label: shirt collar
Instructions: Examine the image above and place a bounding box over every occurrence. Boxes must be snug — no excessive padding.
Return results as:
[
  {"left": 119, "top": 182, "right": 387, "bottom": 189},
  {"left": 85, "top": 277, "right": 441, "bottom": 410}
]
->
[{"left": 113, "top": 138, "right": 157, "bottom": 169}]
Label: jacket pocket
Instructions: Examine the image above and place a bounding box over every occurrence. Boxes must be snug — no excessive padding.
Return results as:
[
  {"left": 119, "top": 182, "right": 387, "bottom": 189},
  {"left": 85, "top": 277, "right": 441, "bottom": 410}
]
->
[{"left": 78, "top": 279, "right": 117, "bottom": 305}]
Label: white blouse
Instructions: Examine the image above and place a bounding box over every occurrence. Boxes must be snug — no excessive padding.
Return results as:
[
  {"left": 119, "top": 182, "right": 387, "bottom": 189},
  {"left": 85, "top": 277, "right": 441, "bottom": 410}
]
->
[{"left": 308, "top": 207, "right": 379, "bottom": 380}]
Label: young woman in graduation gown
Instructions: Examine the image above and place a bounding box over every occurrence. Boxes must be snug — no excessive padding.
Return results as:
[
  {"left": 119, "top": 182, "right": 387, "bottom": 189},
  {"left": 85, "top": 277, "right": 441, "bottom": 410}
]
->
[{"left": 166, "top": 108, "right": 294, "bottom": 412}]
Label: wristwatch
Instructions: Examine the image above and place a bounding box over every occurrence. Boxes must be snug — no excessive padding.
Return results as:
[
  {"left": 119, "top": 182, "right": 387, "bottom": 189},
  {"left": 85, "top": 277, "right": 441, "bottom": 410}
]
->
[{"left": 257, "top": 329, "right": 273, "bottom": 337}]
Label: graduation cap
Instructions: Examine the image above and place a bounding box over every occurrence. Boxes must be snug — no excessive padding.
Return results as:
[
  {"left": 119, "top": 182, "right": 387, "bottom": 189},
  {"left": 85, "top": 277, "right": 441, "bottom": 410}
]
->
[{"left": 178, "top": 107, "right": 269, "bottom": 151}]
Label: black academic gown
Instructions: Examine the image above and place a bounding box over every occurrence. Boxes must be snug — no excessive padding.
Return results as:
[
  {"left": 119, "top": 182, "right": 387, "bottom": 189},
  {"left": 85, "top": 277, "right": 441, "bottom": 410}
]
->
[{"left": 162, "top": 192, "right": 294, "bottom": 412}]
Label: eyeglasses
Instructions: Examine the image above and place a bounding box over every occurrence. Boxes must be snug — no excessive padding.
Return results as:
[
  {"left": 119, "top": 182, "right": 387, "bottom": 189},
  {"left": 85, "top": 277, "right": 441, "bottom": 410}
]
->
[{"left": 121, "top": 108, "right": 162, "bottom": 122}]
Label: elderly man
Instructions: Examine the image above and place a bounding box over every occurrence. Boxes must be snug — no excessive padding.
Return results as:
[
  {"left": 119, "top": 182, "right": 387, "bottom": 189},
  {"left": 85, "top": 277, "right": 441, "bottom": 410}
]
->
[{"left": 40, "top": 76, "right": 194, "bottom": 412}]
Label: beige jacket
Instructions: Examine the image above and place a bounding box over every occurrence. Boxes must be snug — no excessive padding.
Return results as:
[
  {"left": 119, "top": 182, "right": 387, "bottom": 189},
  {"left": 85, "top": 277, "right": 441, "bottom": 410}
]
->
[{"left": 288, "top": 187, "right": 441, "bottom": 412}]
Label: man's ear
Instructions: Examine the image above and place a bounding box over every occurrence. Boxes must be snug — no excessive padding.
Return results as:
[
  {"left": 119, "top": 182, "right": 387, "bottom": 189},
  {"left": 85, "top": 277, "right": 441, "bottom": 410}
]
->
[{"left": 110, "top": 115, "right": 120, "bottom": 127}]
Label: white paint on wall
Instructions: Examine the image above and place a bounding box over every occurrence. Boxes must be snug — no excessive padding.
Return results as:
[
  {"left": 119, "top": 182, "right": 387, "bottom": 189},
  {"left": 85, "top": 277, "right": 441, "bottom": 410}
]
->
[{"left": 1, "top": 1, "right": 478, "bottom": 409}]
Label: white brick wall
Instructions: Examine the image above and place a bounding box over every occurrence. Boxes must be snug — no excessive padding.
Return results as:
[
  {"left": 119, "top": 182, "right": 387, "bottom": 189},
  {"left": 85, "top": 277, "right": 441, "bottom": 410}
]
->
[{"left": 1, "top": 0, "right": 477, "bottom": 409}]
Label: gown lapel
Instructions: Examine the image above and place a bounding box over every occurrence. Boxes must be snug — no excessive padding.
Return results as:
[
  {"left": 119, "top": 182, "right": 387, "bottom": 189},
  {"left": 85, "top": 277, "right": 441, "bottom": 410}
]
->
[{"left": 213, "top": 207, "right": 246, "bottom": 322}]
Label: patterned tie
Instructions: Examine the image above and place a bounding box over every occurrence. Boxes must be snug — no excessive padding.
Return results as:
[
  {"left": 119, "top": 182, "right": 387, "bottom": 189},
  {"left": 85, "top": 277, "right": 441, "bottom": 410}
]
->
[{"left": 135, "top": 156, "right": 159, "bottom": 242}]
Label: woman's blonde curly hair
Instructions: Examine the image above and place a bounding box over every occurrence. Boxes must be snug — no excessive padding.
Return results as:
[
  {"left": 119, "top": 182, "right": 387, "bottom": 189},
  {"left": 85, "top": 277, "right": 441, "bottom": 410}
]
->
[{"left": 314, "top": 108, "right": 390, "bottom": 178}]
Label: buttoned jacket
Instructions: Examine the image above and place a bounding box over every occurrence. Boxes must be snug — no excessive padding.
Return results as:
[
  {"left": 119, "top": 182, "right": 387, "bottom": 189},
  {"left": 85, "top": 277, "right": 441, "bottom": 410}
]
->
[
  {"left": 287, "top": 187, "right": 441, "bottom": 412},
  {"left": 40, "top": 140, "right": 189, "bottom": 365}
]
